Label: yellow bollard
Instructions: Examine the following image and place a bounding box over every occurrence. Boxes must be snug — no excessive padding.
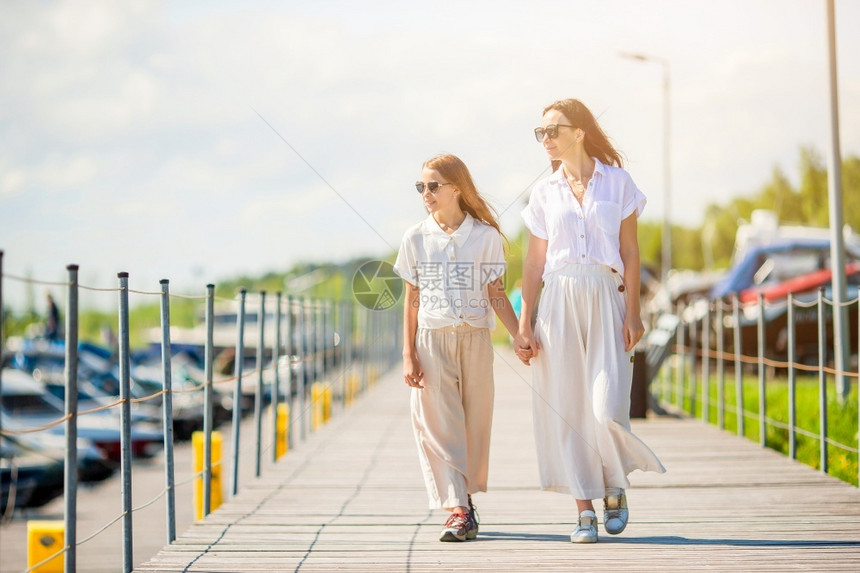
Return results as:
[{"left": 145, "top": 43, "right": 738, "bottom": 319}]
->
[
  {"left": 311, "top": 382, "right": 324, "bottom": 430},
  {"left": 27, "top": 520, "right": 64, "bottom": 573},
  {"left": 349, "top": 374, "right": 361, "bottom": 403},
  {"left": 276, "top": 403, "right": 290, "bottom": 459},
  {"left": 192, "top": 431, "right": 223, "bottom": 521},
  {"left": 322, "top": 386, "right": 332, "bottom": 422},
  {"left": 344, "top": 374, "right": 355, "bottom": 406}
]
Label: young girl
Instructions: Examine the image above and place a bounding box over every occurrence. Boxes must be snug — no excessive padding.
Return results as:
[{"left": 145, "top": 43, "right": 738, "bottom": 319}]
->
[
  {"left": 515, "top": 99, "right": 666, "bottom": 543},
  {"left": 394, "top": 153, "right": 519, "bottom": 542}
]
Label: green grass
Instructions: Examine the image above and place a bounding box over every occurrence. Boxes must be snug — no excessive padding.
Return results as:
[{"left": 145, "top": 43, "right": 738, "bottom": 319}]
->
[{"left": 654, "top": 366, "right": 859, "bottom": 486}]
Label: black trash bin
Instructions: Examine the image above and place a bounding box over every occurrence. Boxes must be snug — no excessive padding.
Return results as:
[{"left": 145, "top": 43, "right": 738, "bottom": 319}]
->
[{"left": 630, "top": 350, "right": 648, "bottom": 418}]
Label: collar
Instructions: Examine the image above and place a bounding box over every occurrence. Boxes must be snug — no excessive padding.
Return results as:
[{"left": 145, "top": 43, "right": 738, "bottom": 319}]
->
[
  {"left": 423, "top": 212, "right": 475, "bottom": 248},
  {"left": 550, "top": 157, "right": 606, "bottom": 185}
]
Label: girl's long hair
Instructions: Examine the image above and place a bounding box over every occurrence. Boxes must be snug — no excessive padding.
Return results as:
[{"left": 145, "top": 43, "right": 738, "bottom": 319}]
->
[
  {"left": 423, "top": 154, "right": 506, "bottom": 242},
  {"left": 543, "top": 99, "right": 624, "bottom": 171}
]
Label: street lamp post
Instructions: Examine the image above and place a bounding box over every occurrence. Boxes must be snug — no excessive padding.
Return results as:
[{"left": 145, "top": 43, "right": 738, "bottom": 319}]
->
[
  {"left": 621, "top": 52, "right": 672, "bottom": 283},
  {"left": 824, "top": 0, "right": 849, "bottom": 401}
]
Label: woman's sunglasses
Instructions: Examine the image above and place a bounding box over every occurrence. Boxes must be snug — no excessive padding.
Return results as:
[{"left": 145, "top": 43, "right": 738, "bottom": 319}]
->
[
  {"left": 534, "top": 123, "right": 575, "bottom": 142},
  {"left": 415, "top": 181, "right": 453, "bottom": 194}
]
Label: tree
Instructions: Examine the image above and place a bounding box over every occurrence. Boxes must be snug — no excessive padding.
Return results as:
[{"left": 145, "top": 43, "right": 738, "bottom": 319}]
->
[{"left": 662, "top": 147, "right": 860, "bottom": 273}]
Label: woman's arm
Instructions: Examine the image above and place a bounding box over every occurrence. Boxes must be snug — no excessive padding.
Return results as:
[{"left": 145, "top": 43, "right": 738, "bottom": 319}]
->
[
  {"left": 619, "top": 213, "right": 645, "bottom": 352},
  {"left": 487, "top": 277, "right": 519, "bottom": 338},
  {"left": 402, "top": 281, "right": 424, "bottom": 388},
  {"left": 517, "top": 233, "right": 548, "bottom": 363}
]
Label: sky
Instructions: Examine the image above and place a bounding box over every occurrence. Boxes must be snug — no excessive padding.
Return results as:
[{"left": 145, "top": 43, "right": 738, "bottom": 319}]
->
[{"left": 2, "top": 0, "right": 859, "bottom": 311}]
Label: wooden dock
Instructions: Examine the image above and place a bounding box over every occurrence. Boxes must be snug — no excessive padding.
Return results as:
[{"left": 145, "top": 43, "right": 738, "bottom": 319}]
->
[{"left": 122, "top": 351, "right": 860, "bottom": 572}]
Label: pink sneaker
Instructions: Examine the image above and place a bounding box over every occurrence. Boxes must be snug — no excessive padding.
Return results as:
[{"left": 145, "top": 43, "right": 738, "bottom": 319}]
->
[{"left": 440, "top": 511, "right": 477, "bottom": 542}]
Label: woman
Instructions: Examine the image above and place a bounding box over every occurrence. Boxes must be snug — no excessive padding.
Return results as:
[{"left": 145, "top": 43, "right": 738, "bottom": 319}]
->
[
  {"left": 395, "top": 154, "right": 519, "bottom": 542},
  {"left": 515, "top": 99, "right": 666, "bottom": 544}
]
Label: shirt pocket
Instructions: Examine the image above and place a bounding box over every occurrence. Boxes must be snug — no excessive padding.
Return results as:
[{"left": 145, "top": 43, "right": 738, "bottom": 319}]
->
[{"left": 594, "top": 201, "right": 621, "bottom": 235}]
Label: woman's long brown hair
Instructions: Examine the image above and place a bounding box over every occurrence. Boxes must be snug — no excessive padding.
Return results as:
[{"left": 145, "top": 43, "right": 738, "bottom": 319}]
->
[{"left": 543, "top": 99, "right": 624, "bottom": 171}]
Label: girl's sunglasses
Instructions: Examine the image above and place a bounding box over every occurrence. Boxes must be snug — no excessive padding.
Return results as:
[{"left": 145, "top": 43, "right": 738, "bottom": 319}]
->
[
  {"left": 534, "top": 123, "right": 575, "bottom": 142},
  {"left": 415, "top": 181, "right": 453, "bottom": 194}
]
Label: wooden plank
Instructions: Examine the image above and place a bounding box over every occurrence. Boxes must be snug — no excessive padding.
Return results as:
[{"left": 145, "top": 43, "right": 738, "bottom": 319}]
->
[
  {"left": 128, "top": 352, "right": 860, "bottom": 572},
  {"left": 4, "top": 346, "right": 858, "bottom": 573}
]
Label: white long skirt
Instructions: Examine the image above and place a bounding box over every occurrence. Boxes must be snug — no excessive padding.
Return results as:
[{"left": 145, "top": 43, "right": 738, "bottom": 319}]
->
[{"left": 532, "top": 264, "right": 665, "bottom": 500}]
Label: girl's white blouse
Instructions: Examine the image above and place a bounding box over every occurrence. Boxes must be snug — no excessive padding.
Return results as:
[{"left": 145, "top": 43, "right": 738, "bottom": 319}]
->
[
  {"left": 394, "top": 213, "right": 506, "bottom": 330},
  {"left": 521, "top": 158, "right": 646, "bottom": 277}
]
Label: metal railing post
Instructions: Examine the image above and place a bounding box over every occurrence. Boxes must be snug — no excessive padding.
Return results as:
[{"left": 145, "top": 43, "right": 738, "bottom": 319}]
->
[
  {"left": 817, "top": 288, "right": 828, "bottom": 474},
  {"left": 287, "top": 295, "right": 295, "bottom": 450},
  {"left": 272, "top": 292, "right": 282, "bottom": 463},
  {"left": 702, "top": 301, "right": 711, "bottom": 424},
  {"left": 363, "top": 307, "right": 371, "bottom": 392},
  {"left": 255, "top": 292, "right": 266, "bottom": 477},
  {"left": 230, "top": 289, "right": 246, "bottom": 497},
  {"left": 375, "top": 309, "right": 382, "bottom": 376},
  {"left": 733, "top": 295, "right": 744, "bottom": 437},
  {"left": 716, "top": 301, "right": 725, "bottom": 430},
  {"left": 203, "top": 284, "right": 215, "bottom": 516},
  {"left": 787, "top": 293, "right": 797, "bottom": 460},
  {"left": 117, "top": 272, "right": 134, "bottom": 572},
  {"left": 329, "top": 299, "right": 336, "bottom": 383},
  {"left": 340, "top": 300, "right": 348, "bottom": 410},
  {"left": 311, "top": 297, "right": 318, "bottom": 418},
  {"left": 315, "top": 299, "right": 322, "bottom": 386},
  {"left": 64, "top": 264, "right": 79, "bottom": 572},
  {"left": 159, "top": 279, "right": 176, "bottom": 544},
  {"left": 322, "top": 299, "right": 329, "bottom": 381},
  {"left": 757, "top": 292, "right": 766, "bottom": 447},
  {"left": 676, "top": 301, "right": 686, "bottom": 410},
  {"left": 689, "top": 302, "right": 698, "bottom": 417},
  {"left": 298, "top": 297, "right": 307, "bottom": 442}
]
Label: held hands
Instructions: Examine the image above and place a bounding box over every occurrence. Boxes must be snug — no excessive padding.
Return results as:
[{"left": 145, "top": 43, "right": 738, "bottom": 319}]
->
[
  {"left": 514, "top": 328, "right": 540, "bottom": 366},
  {"left": 403, "top": 351, "right": 424, "bottom": 389}
]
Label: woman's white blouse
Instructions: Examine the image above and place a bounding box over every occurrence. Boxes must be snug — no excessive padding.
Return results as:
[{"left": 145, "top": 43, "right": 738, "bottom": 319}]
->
[
  {"left": 394, "top": 213, "right": 506, "bottom": 330},
  {"left": 521, "top": 158, "right": 646, "bottom": 277}
]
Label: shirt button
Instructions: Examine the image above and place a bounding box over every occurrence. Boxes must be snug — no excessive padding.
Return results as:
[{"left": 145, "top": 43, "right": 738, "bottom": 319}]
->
[
  {"left": 581, "top": 254, "right": 585, "bottom": 258},
  {"left": 578, "top": 215, "right": 583, "bottom": 219},
  {"left": 618, "top": 285, "right": 626, "bottom": 292},
  {"left": 580, "top": 235, "right": 584, "bottom": 238}
]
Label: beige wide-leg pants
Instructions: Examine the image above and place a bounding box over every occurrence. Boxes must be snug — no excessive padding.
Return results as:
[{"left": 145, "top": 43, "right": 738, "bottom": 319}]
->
[
  {"left": 412, "top": 323, "right": 494, "bottom": 510},
  {"left": 532, "top": 265, "right": 665, "bottom": 501}
]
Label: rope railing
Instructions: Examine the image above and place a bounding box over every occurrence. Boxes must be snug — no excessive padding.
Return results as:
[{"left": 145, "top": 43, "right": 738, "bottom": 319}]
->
[
  {"left": 686, "top": 345, "right": 859, "bottom": 377},
  {"left": 677, "top": 383, "right": 858, "bottom": 452},
  {"left": 77, "top": 399, "right": 125, "bottom": 416},
  {"left": 0, "top": 252, "right": 401, "bottom": 572},
  {"left": 0, "top": 413, "right": 72, "bottom": 435},
  {"left": 651, "top": 287, "right": 859, "bottom": 488},
  {"left": 77, "top": 284, "right": 123, "bottom": 293},
  {"left": 2, "top": 273, "right": 72, "bottom": 287},
  {"left": 130, "top": 390, "right": 167, "bottom": 404}
]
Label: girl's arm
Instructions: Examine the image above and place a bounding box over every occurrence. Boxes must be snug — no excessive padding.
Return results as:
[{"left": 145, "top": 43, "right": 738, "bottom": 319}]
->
[
  {"left": 402, "top": 281, "right": 424, "bottom": 388},
  {"left": 487, "top": 277, "right": 519, "bottom": 338},
  {"left": 619, "top": 213, "right": 645, "bottom": 352},
  {"left": 517, "top": 233, "right": 548, "bottom": 363}
]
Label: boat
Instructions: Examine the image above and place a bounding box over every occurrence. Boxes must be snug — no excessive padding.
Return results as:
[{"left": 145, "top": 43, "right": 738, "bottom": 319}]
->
[{"left": 1, "top": 369, "right": 164, "bottom": 462}]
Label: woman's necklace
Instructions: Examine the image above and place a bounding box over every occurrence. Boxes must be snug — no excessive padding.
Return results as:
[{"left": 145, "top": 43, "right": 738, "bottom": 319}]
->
[
  {"left": 564, "top": 170, "right": 589, "bottom": 203},
  {"left": 567, "top": 175, "right": 586, "bottom": 190}
]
